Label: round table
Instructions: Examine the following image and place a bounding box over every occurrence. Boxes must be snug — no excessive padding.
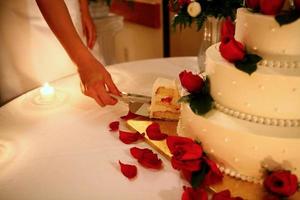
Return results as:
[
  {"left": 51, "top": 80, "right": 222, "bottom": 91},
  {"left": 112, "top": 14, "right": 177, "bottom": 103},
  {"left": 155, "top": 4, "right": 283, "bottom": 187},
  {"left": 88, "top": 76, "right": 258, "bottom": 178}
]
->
[{"left": 0, "top": 57, "right": 198, "bottom": 200}]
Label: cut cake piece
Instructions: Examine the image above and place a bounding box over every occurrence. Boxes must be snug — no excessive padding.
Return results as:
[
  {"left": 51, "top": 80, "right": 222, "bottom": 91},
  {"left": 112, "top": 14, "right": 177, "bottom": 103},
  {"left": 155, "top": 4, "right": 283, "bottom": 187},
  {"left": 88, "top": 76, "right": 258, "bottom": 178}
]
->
[{"left": 149, "top": 78, "right": 181, "bottom": 120}]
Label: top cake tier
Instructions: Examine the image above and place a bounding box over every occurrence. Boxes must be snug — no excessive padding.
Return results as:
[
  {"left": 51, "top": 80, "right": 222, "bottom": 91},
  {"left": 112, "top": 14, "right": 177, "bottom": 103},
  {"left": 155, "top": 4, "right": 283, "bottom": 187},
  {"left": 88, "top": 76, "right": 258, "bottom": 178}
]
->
[{"left": 235, "top": 8, "right": 300, "bottom": 68}]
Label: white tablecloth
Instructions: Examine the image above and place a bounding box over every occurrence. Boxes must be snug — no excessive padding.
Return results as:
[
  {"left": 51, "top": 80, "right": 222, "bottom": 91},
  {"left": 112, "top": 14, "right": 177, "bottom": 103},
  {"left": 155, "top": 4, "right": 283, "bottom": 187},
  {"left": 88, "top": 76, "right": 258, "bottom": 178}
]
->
[{"left": 0, "top": 57, "right": 198, "bottom": 200}]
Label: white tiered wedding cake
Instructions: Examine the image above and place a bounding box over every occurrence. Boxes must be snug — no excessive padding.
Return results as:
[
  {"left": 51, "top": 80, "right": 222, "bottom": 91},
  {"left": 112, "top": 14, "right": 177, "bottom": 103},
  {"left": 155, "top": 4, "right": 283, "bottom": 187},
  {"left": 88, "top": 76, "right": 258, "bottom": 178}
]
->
[{"left": 178, "top": 5, "right": 300, "bottom": 183}]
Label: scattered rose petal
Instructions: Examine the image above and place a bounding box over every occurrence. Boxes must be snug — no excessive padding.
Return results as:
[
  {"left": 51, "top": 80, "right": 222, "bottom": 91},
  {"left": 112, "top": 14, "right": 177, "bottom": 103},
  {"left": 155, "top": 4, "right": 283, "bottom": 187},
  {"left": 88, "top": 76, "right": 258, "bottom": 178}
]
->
[
  {"left": 130, "top": 147, "right": 153, "bottom": 160},
  {"left": 146, "top": 122, "right": 168, "bottom": 141},
  {"left": 119, "top": 161, "right": 137, "bottom": 179},
  {"left": 212, "top": 189, "right": 243, "bottom": 200},
  {"left": 109, "top": 121, "right": 119, "bottom": 132},
  {"left": 119, "top": 130, "right": 144, "bottom": 144},
  {"left": 120, "top": 111, "right": 139, "bottom": 121},
  {"left": 130, "top": 147, "right": 162, "bottom": 169},
  {"left": 182, "top": 186, "right": 208, "bottom": 200}
]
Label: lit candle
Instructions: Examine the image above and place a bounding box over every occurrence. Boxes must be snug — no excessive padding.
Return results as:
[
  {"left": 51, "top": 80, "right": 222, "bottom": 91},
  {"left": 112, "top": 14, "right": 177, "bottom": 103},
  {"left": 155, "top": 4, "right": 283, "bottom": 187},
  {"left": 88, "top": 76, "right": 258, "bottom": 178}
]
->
[{"left": 39, "top": 82, "right": 56, "bottom": 102}]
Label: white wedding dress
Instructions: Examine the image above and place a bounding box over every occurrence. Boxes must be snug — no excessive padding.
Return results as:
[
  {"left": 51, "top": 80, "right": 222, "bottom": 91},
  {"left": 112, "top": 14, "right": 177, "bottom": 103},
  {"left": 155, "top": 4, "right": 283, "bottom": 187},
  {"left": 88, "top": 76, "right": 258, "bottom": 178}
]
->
[{"left": 0, "top": 0, "right": 103, "bottom": 105}]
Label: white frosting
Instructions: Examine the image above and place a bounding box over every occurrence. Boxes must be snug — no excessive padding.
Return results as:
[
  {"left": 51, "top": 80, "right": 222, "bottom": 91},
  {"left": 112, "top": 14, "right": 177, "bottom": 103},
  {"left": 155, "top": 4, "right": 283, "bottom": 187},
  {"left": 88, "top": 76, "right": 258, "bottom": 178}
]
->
[
  {"left": 178, "top": 104, "right": 300, "bottom": 180},
  {"left": 235, "top": 8, "right": 300, "bottom": 64},
  {"left": 206, "top": 44, "right": 300, "bottom": 120}
]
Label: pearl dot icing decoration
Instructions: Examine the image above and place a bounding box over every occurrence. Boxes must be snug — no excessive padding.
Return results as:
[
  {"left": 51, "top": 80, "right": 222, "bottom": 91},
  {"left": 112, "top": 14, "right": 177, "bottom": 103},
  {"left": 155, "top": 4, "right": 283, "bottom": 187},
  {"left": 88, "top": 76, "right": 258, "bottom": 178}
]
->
[
  {"left": 253, "top": 46, "right": 258, "bottom": 51},
  {"left": 224, "top": 138, "right": 229, "bottom": 143},
  {"left": 232, "top": 81, "right": 237, "bottom": 85},
  {"left": 234, "top": 158, "right": 239, "bottom": 162},
  {"left": 214, "top": 102, "right": 300, "bottom": 127},
  {"left": 271, "top": 28, "right": 276, "bottom": 32},
  {"left": 210, "top": 149, "right": 214, "bottom": 153},
  {"left": 217, "top": 92, "right": 222, "bottom": 96}
]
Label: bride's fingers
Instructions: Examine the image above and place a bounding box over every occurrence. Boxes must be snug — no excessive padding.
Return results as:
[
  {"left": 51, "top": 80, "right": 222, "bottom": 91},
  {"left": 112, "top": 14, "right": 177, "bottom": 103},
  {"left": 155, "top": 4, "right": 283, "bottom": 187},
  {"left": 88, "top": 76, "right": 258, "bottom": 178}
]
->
[
  {"left": 95, "top": 82, "right": 117, "bottom": 105},
  {"left": 104, "top": 75, "right": 121, "bottom": 96},
  {"left": 84, "top": 87, "right": 105, "bottom": 107}
]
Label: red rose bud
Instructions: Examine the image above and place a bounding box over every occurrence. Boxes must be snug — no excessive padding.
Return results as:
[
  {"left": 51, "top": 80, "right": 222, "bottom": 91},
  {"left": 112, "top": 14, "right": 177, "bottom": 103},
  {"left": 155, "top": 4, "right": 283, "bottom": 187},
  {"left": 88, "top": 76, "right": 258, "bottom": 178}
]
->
[
  {"left": 119, "top": 161, "right": 137, "bottom": 179},
  {"left": 146, "top": 122, "right": 168, "bottom": 140},
  {"left": 212, "top": 190, "right": 243, "bottom": 200},
  {"left": 182, "top": 186, "right": 208, "bottom": 200},
  {"left": 263, "top": 170, "right": 298, "bottom": 197},
  {"left": 295, "top": 0, "right": 300, "bottom": 11},
  {"left": 219, "top": 38, "right": 245, "bottom": 63},
  {"left": 119, "top": 130, "right": 143, "bottom": 144},
  {"left": 259, "top": 0, "right": 285, "bottom": 15},
  {"left": 109, "top": 121, "right": 119, "bottom": 132},
  {"left": 221, "top": 18, "right": 235, "bottom": 43},
  {"left": 179, "top": 70, "right": 204, "bottom": 93},
  {"left": 246, "top": 0, "right": 260, "bottom": 10}
]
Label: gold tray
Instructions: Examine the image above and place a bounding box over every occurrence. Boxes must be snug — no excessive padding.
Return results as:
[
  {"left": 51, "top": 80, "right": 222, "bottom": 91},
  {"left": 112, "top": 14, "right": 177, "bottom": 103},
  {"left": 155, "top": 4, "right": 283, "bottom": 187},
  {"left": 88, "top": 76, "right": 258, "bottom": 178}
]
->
[{"left": 127, "top": 118, "right": 300, "bottom": 200}]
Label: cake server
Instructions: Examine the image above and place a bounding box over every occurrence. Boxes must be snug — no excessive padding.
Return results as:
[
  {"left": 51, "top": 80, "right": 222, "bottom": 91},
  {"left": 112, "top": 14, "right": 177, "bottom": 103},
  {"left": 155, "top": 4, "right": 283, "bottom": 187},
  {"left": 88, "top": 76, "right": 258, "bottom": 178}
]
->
[{"left": 110, "top": 92, "right": 151, "bottom": 117}]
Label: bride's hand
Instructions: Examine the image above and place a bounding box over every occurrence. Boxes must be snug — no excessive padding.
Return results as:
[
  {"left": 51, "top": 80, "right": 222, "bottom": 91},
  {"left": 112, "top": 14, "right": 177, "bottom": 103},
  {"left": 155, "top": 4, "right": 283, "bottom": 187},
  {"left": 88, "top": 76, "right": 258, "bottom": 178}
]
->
[
  {"left": 78, "top": 57, "right": 121, "bottom": 107},
  {"left": 81, "top": 9, "right": 97, "bottom": 49}
]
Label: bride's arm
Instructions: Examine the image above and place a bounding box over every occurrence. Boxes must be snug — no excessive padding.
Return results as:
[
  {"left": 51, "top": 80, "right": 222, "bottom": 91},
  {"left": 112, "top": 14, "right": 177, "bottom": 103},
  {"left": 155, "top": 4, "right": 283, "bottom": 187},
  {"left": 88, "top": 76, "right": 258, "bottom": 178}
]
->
[
  {"left": 78, "top": 0, "right": 97, "bottom": 49},
  {"left": 35, "top": 0, "right": 120, "bottom": 107}
]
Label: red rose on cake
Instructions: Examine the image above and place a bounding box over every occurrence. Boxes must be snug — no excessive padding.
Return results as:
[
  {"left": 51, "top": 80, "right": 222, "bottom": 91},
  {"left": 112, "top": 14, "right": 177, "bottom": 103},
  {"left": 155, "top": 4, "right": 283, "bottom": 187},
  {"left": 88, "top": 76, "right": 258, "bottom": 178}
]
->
[
  {"left": 246, "top": 0, "right": 285, "bottom": 15},
  {"left": 167, "top": 136, "right": 203, "bottom": 171},
  {"left": 219, "top": 18, "right": 246, "bottom": 63},
  {"left": 179, "top": 70, "right": 204, "bottom": 93},
  {"left": 264, "top": 170, "right": 299, "bottom": 197}
]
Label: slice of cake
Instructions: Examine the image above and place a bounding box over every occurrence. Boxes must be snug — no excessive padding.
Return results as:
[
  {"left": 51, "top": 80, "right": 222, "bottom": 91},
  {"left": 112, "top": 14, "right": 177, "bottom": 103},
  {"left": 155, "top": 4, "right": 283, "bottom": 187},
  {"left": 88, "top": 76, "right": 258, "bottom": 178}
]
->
[{"left": 149, "top": 78, "right": 181, "bottom": 120}]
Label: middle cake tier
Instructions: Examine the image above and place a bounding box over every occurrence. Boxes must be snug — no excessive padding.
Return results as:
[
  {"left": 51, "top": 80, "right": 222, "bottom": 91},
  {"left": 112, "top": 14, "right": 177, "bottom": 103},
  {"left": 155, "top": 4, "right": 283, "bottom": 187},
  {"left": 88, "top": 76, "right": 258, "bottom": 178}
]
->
[{"left": 206, "top": 44, "right": 300, "bottom": 123}]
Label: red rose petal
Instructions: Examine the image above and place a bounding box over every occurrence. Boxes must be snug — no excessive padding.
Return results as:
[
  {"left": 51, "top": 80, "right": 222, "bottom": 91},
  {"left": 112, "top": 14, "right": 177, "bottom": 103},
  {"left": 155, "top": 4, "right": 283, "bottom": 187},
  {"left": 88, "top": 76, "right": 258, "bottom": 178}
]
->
[
  {"left": 246, "top": 0, "right": 260, "bottom": 10},
  {"left": 138, "top": 151, "right": 162, "bottom": 169},
  {"left": 109, "top": 121, "right": 119, "bottom": 131},
  {"left": 171, "top": 157, "right": 201, "bottom": 171},
  {"left": 203, "top": 157, "right": 223, "bottom": 186},
  {"left": 221, "top": 18, "right": 235, "bottom": 43},
  {"left": 119, "top": 161, "right": 137, "bottom": 179},
  {"left": 120, "top": 111, "right": 139, "bottom": 121},
  {"left": 182, "top": 186, "right": 208, "bottom": 200},
  {"left": 119, "top": 130, "right": 143, "bottom": 144},
  {"left": 130, "top": 147, "right": 162, "bottom": 169},
  {"left": 130, "top": 147, "right": 153, "bottom": 160},
  {"left": 146, "top": 122, "right": 168, "bottom": 141}
]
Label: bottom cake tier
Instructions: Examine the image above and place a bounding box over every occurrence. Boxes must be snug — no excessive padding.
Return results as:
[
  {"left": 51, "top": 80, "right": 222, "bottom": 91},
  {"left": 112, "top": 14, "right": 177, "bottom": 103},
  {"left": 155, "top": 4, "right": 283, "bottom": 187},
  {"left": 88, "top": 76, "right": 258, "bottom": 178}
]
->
[{"left": 177, "top": 104, "right": 300, "bottom": 183}]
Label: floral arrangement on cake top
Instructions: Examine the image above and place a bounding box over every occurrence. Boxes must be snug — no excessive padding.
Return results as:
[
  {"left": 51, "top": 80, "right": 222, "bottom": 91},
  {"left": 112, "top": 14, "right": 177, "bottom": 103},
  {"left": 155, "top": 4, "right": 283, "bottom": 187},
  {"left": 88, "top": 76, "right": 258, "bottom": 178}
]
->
[
  {"left": 245, "top": 0, "right": 300, "bottom": 26},
  {"left": 219, "top": 18, "right": 262, "bottom": 75},
  {"left": 169, "top": 0, "right": 243, "bottom": 30}
]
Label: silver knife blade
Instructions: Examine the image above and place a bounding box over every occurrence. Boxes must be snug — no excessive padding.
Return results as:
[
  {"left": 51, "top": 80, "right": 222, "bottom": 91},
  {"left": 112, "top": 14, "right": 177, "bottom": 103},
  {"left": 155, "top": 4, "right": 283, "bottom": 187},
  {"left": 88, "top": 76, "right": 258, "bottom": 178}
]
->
[
  {"left": 128, "top": 101, "right": 150, "bottom": 117},
  {"left": 111, "top": 92, "right": 151, "bottom": 104},
  {"left": 110, "top": 92, "right": 151, "bottom": 117}
]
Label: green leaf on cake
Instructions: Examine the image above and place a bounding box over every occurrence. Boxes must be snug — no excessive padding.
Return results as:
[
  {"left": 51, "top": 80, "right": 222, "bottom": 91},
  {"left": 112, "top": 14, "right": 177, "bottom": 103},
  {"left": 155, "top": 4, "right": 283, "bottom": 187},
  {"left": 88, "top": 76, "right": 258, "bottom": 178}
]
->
[
  {"left": 189, "top": 92, "right": 213, "bottom": 115},
  {"left": 191, "top": 161, "right": 209, "bottom": 188},
  {"left": 275, "top": 10, "right": 300, "bottom": 26},
  {"left": 235, "top": 54, "right": 262, "bottom": 75}
]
